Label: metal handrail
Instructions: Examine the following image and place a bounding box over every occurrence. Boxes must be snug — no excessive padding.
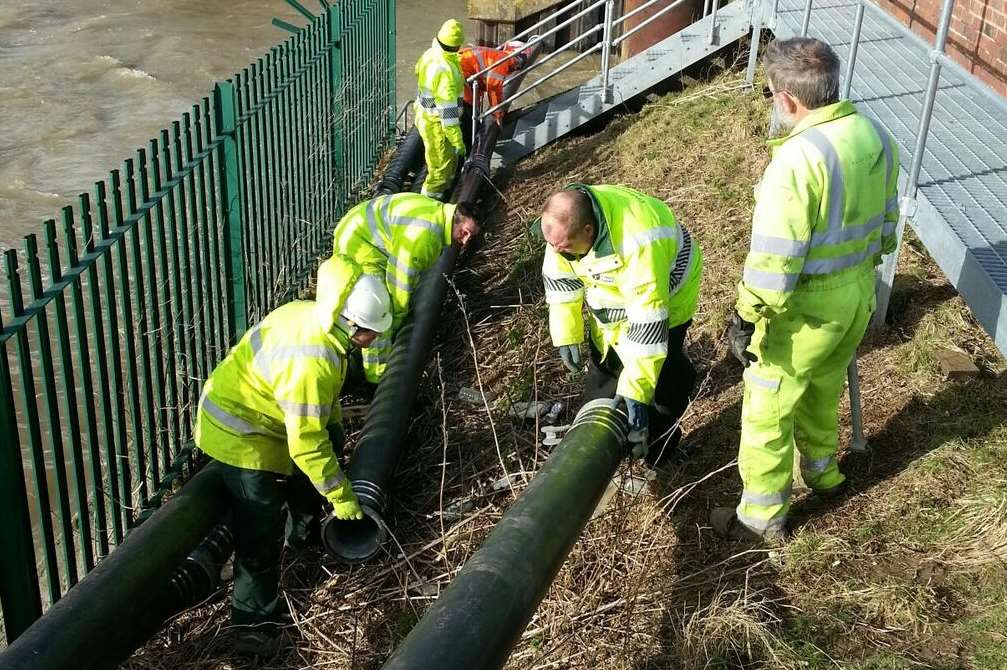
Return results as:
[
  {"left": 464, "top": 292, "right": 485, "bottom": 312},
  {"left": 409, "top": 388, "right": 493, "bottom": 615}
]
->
[
  {"left": 613, "top": 0, "right": 682, "bottom": 29},
  {"left": 481, "top": 42, "right": 606, "bottom": 119},
  {"left": 613, "top": 0, "right": 693, "bottom": 48},
  {"left": 504, "top": 0, "right": 594, "bottom": 48},
  {"left": 501, "top": 24, "right": 604, "bottom": 87},
  {"left": 465, "top": 0, "right": 607, "bottom": 85},
  {"left": 479, "top": 0, "right": 729, "bottom": 120}
]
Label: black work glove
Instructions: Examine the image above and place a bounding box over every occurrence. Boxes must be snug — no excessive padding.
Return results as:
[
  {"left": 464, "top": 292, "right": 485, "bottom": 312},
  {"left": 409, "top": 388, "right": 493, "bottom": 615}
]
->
[{"left": 727, "top": 311, "right": 757, "bottom": 367}]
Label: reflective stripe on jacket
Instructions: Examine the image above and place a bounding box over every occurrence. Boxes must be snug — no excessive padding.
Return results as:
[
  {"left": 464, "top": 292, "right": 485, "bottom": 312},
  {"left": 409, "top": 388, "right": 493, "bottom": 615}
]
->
[
  {"left": 459, "top": 46, "right": 522, "bottom": 118},
  {"left": 415, "top": 40, "right": 465, "bottom": 152},
  {"left": 736, "top": 100, "right": 900, "bottom": 322},
  {"left": 332, "top": 193, "right": 455, "bottom": 381},
  {"left": 194, "top": 296, "right": 354, "bottom": 501},
  {"left": 541, "top": 184, "right": 703, "bottom": 404}
]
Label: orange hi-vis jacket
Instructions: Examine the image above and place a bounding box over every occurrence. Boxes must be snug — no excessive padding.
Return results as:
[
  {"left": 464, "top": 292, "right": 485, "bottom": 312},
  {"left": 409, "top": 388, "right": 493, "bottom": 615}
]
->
[{"left": 459, "top": 46, "right": 523, "bottom": 119}]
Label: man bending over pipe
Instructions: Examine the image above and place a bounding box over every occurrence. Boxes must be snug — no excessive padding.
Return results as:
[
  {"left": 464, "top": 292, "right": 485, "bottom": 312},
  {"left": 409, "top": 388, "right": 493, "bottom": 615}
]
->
[
  {"left": 713, "top": 38, "right": 899, "bottom": 544},
  {"left": 332, "top": 192, "right": 480, "bottom": 383},
  {"left": 536, "top": 184, "right": 703, "bottom": 463},
  {"left": 194, "top": 256, "right": 393, "bottom": 654}
]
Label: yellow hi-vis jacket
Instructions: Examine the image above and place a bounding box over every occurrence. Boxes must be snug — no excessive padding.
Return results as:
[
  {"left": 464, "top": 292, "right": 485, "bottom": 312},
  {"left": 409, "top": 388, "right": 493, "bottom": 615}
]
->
[
  {"left": 332, "top": 193, "right": 456, "bottom": 382},
  {"left": 415, "top": 40, "right": 466, "bottom": 154},
  {"left": 736, "top": 100, "right": 900, "bottom": 323},
  {"left": 540, "top": 184, "right": 703, "bottom": 404},
  {"left": 194, "top": 256, "right": 361, "bottom": 503}
]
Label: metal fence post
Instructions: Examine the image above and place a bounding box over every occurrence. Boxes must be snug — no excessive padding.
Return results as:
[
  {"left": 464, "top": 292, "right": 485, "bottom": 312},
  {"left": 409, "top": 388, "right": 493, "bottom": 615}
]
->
[
  {"left": 600, "top": 0, "right": 615, "bottom": 103},
  {"left": 327, "top": 5, "right": 345, "bottom": 202},
  {"left": 801, "top": 0, "right": 813, "bottom": 36},
  {"left": 874, "top": 0, "right": 956, "bottom": 328},
  {"left": 708, "top": 0, "right": 721, "bottom": 44},
  {"left": 213, "top": 81, "right": 248, "bottom": 342},
  {"left": 842, "top": 0, "right": 866, "bottom": 99},
  {"left": 0, "top": 314, "right": 43, "bottom": 641},
  {"left": 386, "top": 0, "right": 397, "bottom": 137},
  {"left": 745, "top": 6, "right": 763, "bottom": 87}
]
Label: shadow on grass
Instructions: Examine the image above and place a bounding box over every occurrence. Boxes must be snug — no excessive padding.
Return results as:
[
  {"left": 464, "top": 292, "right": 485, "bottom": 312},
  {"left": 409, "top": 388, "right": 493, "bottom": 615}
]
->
[{"left": 632, "top": 370, "right": 1007, "bottom": 669}]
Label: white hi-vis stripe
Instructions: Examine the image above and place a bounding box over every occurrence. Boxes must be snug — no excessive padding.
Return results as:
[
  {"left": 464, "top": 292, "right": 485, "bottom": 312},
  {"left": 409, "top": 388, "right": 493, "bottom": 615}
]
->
[
  {"left": 746, "top": 371, "right": 780, "bottom": 392},
  {"left": 737, "top": 509, "right": 787, "bottom": 532},
  {"left": 387, "top": 254, "right": 419, "bottom": 278},
  {"left": 803, "top": 122, "right": 895, "bottom": 249},
  {"left": 801, "top": 455, "right": 834, "bottom": 473},
  {"left": 381, "top": 197, "right": 443, "bottom": 235},
  {"left": 621, "top": 225, "right": 681, "bottom": 256},
  {"left": 625, "top": 306, "right": 668, "bottom": 323},
  {"left": 622, "top": 339, "right": 668, "bottom": 357},
  {"left": 365, "top": 197, "right": 390, "bottom": 253},
  {"left": 250, "top": 331, "right": 342, "bottom": 380},
  {"left": 802, "top": 128, "right": 849, "bottom": 248},
  {"left": 741, "top": 484, "right": 793, "bottom": 507},
  {"left": 316, "top": 471, "right": 346, "bottom": 494},
  {"left": 200, "top": 392, "right": 282, "bottom": 438},
  {"left": 386, "top": 271, "right": 410, "bottom": 293},
  {"left": 750, "top": 233, "right": 810, "bottom": 257},
  {"left": 277, "top": 399, "right": 331, "bottom": 419},
  {"left": 743, "top": 266, "right": 799, "bottom": 292},
  {"left": 803, "top": 239, "right": 882, "bottom": 274}
]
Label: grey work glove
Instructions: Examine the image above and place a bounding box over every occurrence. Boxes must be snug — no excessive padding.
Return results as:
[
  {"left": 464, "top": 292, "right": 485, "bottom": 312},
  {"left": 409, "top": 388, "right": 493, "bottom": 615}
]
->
[
  {"left": 727, "top": 311, "right": 757, "bottom": 368},
  {"left": 557, "top": 344, "right": 582, "bottom": 373},
  {"left": 616, "top": 394, "right": 649, "bottom": 459}
]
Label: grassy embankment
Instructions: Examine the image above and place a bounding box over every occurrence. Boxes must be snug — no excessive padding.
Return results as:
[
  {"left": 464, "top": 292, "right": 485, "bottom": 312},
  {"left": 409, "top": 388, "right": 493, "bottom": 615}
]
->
[{"left": 128, "top": 66, "right": 1007, "bottom": 670}]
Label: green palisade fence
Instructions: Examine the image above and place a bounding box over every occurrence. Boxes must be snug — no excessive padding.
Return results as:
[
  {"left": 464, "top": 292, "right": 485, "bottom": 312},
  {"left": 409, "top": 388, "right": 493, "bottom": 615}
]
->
[{"left": 0, "top": 0, "right": 395, "bottom": 643}]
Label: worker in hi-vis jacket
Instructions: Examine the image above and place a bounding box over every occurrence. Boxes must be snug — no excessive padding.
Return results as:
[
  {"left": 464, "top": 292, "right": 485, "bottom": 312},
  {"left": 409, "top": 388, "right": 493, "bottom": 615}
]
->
[
  {"left": 194, "top": 255, "right": 392, "bottom": 653},
  {"left": 712, "top": 37, "right": 900, "bottom": 543},
  {"left": 414, "top": 19, "right": 466, "bottom": 201},
  {"left": 537, "top": 184, "right": 703, "bottom": 464},
  {"left": 332, "top": 192, "right": 479, "bottom": 384}
]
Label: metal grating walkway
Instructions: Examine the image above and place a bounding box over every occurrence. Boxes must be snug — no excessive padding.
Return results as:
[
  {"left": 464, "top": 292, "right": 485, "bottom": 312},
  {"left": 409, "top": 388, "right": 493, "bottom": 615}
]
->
[{"left": 773, "top": 0, "right": 1007, "bottom": 356}]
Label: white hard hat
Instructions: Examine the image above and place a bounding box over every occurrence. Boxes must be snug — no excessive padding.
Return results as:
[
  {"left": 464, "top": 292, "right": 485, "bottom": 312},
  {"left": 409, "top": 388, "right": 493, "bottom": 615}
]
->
[{"left": 341, "top": 274, "right": 393, "bottom": 333}]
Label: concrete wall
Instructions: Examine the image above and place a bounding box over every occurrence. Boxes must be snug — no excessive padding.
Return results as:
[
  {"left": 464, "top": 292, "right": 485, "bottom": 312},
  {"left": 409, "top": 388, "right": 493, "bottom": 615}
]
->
[{"left": 873, "top": 0, "right": 1007, "bottom": 97}]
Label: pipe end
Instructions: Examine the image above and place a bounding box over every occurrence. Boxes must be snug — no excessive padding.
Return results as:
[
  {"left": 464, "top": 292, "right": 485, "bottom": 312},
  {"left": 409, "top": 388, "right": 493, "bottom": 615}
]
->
[{"left": 322, "top": 505, "right": 386, "bottom": 564}]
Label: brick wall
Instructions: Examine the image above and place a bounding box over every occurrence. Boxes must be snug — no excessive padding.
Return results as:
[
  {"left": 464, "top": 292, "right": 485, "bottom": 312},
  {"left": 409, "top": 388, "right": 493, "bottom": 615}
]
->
[{"left": 872, "top": 0, "right": 1007, "bottom": 97}]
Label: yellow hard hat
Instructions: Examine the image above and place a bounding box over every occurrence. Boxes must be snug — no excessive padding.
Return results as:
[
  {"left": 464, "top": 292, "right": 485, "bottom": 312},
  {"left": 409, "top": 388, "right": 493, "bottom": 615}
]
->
[{"left": 437, "top": 19, "right": 464, "bottom": 48}]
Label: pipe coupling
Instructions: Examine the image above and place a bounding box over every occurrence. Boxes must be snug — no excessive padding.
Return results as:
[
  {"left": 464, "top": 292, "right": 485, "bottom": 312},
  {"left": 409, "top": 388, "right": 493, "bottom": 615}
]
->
[{"left": 571, "top": 398, "right": 629, "bottom": 444}]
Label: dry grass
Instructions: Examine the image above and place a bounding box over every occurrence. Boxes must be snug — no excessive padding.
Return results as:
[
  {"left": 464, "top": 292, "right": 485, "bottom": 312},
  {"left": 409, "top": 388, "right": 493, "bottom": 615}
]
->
[{"left": 126, "top": 62, "right": 1007, "bottom": 670}]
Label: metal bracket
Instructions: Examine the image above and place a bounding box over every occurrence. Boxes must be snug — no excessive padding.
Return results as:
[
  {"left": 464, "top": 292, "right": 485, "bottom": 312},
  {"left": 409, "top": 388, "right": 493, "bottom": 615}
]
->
[{"left": 900, "top": 195, "right": 918, "bottom": 219}]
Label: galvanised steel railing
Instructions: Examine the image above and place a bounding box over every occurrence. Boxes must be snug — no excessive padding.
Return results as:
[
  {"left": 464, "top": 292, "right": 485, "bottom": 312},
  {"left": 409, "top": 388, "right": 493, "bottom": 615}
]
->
[
  {"left": 467, "top": 0, "right": 719, "bottom": 132},
  {"left": 0, "top": 0, "right": 395, "bottom": 642}
]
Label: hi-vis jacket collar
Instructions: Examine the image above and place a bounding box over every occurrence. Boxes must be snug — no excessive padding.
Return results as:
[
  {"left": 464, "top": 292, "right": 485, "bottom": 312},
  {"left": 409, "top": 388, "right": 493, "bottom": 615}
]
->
[
  {"left": 528, "top": 183, "right": 615, "bottom": 258},
  {"left": 767, "top": 100, "right": 858, "bottom": 150}
]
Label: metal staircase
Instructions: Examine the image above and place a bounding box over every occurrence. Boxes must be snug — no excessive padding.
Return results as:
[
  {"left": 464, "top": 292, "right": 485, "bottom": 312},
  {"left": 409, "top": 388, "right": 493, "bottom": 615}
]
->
[{"left": 465, "top": 0, "right": 756, "bottom": 165}]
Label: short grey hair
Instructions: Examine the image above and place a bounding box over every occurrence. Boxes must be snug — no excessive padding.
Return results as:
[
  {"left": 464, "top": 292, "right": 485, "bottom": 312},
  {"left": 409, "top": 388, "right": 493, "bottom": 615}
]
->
[{"left": 764, "top": 38, "right": 840, "bottom": 109}]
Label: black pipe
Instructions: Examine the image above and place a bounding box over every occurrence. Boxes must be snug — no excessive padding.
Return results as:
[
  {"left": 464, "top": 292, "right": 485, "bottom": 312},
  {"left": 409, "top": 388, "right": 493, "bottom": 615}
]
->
[
  {"left": 0, "top": 463, "right": 228, "bottom": 670},
  {"left": 375, "top": 128, "right": 425, "bottom": 196},
  {"left": 322, "top": 117, "right": 502, "bottom": 564},
  {"left": 165, "top": 523, "right": 234, "bottom": 612},
  {"left": 380, "top": 399, "right": 628, "bottom": 670}
]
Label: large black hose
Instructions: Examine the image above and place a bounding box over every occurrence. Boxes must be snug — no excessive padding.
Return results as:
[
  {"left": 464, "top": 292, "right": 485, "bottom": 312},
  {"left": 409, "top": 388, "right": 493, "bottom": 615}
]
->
[
  {"left": 321, "top": 116, "right": 501, "bottom": 564},
  {"left": 375, "top": 128, "right": 425, "bottom": 196},
  {"left": 0, "top": 463, "right": 229, "bottom": 670},
  {"left": 380, "top": 399, "right": 628, "bottom": 670}
]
